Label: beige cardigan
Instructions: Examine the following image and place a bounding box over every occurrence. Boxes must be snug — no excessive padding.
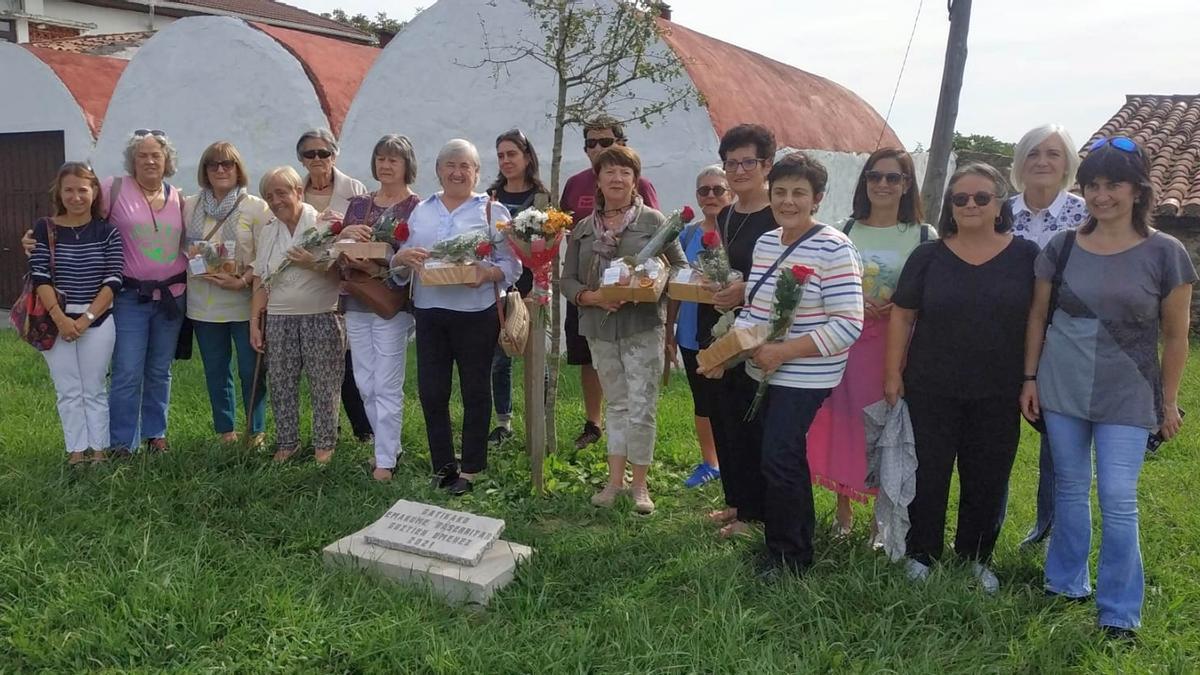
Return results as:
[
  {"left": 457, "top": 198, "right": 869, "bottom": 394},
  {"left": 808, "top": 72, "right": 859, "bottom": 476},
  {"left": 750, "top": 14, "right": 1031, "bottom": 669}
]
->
[{"left": 561, "top": 203, "right": 687, "bottom": 342}]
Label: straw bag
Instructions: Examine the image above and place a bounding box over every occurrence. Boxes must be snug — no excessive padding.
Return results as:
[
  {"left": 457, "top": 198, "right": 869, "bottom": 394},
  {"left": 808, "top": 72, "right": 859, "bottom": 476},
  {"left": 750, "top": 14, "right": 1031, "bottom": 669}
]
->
[{"left": 485, "top": 198, "right": 530, "bottom": 357}]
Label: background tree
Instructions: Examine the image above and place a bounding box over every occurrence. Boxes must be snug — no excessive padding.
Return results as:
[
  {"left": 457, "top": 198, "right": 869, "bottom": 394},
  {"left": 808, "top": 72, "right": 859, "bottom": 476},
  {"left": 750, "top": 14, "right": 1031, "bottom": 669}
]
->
[
  {"left": 321, "top": 9, "right": 413, "bottom": 44},
  {"left": 952, "top": 131, "right": 1015, "bottom": 157},
  {"left": 466, "top": 0, "right": 702, "bottom": 492}
]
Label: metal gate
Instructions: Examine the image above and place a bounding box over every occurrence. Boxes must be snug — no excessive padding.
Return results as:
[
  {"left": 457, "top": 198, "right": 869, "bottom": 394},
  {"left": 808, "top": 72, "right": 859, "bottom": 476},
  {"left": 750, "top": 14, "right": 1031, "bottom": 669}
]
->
[{"left": 0, "top": 131, "right": 64, "bottom": 309}]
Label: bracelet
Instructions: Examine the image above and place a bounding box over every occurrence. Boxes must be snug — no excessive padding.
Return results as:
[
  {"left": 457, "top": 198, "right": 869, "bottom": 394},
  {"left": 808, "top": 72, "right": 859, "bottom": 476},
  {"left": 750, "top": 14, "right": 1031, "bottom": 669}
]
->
[{"left": 1023, "top": 374, "right": 1037, "bottom": 381}]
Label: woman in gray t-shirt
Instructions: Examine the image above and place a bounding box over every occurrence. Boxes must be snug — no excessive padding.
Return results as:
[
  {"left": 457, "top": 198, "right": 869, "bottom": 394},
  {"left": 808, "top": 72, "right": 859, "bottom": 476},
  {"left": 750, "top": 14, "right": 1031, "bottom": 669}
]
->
[{"left": 1019, "top": 137, "right": 1196, "bottom": 639}]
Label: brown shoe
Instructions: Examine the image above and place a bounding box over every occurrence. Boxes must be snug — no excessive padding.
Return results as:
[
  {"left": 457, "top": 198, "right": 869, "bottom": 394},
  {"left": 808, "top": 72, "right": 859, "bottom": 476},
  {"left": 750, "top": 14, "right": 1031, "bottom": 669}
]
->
[
  {"left": 573, "top": 421, "right": 602, "bottom": 450},
  {"left": 89, "top": 449, "right": 109, "bottom": 464},
  {"left": 272, "top": 446, "right": 299, "bottom": 463},
  {"left": 67, "top": 451, "right": 89, "bottom": 466},
  {"left": 146, "top": 438, "right": 169, "bottom": 454},
  {"left": 314, "top": 447, "right": 334, "bottom": 465}
]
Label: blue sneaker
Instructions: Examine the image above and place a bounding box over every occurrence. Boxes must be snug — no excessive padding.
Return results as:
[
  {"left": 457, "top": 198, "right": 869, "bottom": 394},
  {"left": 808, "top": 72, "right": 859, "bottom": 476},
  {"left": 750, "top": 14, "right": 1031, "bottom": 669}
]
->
[{"left": 684, "top": 463, "right": 720, "bottom": 488}]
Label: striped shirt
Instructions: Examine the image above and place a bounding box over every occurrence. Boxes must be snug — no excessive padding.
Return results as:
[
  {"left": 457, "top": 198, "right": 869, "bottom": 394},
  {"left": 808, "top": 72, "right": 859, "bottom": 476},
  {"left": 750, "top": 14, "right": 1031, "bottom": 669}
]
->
[
  {"left": 741, "top": 225, "right": 864, "bottom": 389},
  {"left": 29, "top": 217, "right": 124, "bottom": 324}
]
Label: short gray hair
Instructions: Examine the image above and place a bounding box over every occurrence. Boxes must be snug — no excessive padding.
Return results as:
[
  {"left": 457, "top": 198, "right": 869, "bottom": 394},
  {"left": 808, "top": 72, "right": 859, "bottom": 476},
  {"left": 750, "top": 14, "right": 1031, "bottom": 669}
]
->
[
  {"left": 371, "top": 134, "right": 418, "bottom": 184},
  {"left": 1010, "top": 124, "right": 1080, "bottom": 192},
  {"left": 436, "top": 139, "right": 480, "bottom": 170},
  {"left": 123, "top": 130, "right": 178, "bottom": 178},
  {"left": 295, "top": 128, "right": 339, "bottom": 161},
  {"left": 695, "top": 163, "right": 727, "bottom": 187},
  {"left": 259, "top": 165, "right": 305, "bottom": 198}
]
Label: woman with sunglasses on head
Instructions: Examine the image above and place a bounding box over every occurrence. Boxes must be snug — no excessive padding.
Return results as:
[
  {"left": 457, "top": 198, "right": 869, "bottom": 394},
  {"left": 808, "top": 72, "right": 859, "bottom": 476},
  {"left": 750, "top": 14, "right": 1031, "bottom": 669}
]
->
[
  {"left": 885, "top": 163, "right": 1039, "bottom": 593},
  {"left": 294, "top": 128, "right": 373, "bottom": 445},
  {"left": 807, "top": 148, "right": 933, "bottom": 540},
  {"left": 1007, "top": 124, "right": 1088, "bottom": 547},
  {"left": 29, "top": 162, "right": 124, "bottom": 466},
  {"left": 1020, "top": 138, "right": 1193, "bottom": 640},
  {"left": 184, "top": 142, "right": 272, "bottom": 448},
  {"left": 485, "top": 128, "right": 549, "bottom": 447},
  {"left": 666, "top": 164, "right": 733, "bottom": 488}
]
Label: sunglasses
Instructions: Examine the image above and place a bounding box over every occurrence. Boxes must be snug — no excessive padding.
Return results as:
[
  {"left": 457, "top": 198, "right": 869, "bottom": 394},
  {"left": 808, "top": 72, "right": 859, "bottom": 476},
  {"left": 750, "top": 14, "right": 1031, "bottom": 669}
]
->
[
  {"left": 950, "top": 191, "right": 996, "bottom": 207},
  {"left": 1088, "top": 136, "right": 1138, "bottom": 153},
  {"left": 866, "top": 170, "right": 907, "bottom": 185},
  {"left": 133, "top": 129, "right": 165, "bottom": 138},
  {"left": 584, "top": 137, "right": 621, "bottom": 150},
  {"left": 722, "top": 158, "right": 766, "bottom": 173},
  {"left": 206, "top": 159, "right": 236, "bottom": 172},
  {"left": 696, "top": 185, "right": 729, "bottom": 198},
  {"left": 301, "top": 149, "right": 334, "bottom": 160}
]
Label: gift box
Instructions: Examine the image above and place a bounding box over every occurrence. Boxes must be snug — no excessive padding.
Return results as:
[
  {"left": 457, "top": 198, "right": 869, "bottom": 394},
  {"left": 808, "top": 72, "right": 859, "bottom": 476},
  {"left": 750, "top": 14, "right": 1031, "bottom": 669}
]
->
[
  {"left": 697, "top": 323, "right": 770, "bottom": 372},
  {"left": 666, "top": 268, "right": 716, "bottom": 304},
  {"left": 334, "top": 241, "right": 393, "bottom": 263},
  {"left": 597, "top": 270, "right": 668, "bottom": 303},
  {"left": 420, "top": 261, "right": 480, "bottom": 286}
]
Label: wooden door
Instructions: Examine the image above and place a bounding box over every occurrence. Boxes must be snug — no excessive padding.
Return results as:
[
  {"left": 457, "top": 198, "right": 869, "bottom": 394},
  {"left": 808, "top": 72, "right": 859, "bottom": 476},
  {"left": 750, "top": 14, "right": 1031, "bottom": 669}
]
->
[{"left": 0, "top": 131, "right": 64, "bottom": 308}]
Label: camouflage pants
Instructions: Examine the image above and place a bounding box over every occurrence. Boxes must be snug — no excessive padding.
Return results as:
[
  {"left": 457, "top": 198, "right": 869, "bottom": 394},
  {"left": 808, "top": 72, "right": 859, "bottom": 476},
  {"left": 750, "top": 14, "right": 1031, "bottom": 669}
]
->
[{"left": 588, "top": 324, "right": 665, "bottom": 466}]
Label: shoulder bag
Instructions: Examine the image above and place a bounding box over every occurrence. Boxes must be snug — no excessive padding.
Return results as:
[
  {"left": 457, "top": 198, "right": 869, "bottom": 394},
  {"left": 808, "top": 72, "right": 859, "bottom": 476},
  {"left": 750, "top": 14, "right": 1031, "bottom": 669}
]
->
[
  {"left": 9, "top": 218, "right": 63, "bottom": 351},
  {"left": 488, "top": 198, "right": 530, "bottom": 357},
  {"left": 340, "top": 197, "right": 412, "bottom": 319}
]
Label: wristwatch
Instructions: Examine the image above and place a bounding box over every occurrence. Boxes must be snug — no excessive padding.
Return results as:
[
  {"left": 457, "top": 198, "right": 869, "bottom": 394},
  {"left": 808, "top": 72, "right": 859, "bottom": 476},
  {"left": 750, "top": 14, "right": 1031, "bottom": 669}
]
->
[{"left": 84, "top": 311, "right": 96, "bottom": 322}]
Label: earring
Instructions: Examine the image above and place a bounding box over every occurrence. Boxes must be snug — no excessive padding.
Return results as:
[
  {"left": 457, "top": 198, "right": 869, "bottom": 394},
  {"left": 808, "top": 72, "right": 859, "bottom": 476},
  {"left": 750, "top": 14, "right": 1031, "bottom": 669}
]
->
[{"left": 995, "top": 215, "right": 1002, "bottom": 225}]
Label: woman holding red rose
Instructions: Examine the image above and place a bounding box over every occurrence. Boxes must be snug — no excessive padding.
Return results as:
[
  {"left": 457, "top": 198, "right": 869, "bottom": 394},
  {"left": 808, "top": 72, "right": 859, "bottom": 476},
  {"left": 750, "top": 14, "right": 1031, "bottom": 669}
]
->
[{"left": 338, "top": 134, "right": 421, "bottom": 481}]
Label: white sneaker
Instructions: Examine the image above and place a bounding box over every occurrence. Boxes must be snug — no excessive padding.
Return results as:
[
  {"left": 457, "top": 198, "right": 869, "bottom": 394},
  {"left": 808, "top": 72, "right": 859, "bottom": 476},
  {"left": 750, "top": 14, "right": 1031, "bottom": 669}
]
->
[
  {"left": 905, "top": 558, "right": 931, "bottom": 582},
  {"left": 972, "top": 562, "right": 1000, "bottom": 594}
]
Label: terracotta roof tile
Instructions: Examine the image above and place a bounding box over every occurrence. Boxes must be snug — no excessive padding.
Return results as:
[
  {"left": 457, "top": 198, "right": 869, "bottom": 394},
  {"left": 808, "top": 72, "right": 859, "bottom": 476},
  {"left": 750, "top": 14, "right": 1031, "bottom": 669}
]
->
[
  {"left": 167, "top": 0, "right": 372, "bottom": 41},
  {"left": 34, "top": 31, "right": 151, "bottom": 57},
  {"left": 23, "top": 46, "right": 127, "bottom": 137},
  {"left": 1083, "top": 94, "right": 1200, "bottom": 218}
]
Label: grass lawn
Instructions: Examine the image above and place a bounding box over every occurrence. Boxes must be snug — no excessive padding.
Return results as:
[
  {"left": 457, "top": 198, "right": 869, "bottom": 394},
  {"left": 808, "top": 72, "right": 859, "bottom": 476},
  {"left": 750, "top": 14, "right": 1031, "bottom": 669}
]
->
[{"left": 0, "top": 329, "right": 1198, "bottom": 672}]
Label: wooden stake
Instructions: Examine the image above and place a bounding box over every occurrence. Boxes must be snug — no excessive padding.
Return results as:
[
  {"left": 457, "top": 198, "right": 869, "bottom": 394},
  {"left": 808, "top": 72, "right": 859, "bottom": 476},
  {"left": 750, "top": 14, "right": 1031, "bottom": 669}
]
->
[{"left": 921, "top": 0, "right": 973, "bottom": 225}]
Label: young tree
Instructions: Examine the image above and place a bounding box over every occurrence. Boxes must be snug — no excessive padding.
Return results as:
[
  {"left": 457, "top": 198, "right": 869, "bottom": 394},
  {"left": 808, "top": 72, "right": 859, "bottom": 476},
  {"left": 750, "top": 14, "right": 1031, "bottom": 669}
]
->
[{"left": 465, "top": 0, "right": 701, "bottom": 492}]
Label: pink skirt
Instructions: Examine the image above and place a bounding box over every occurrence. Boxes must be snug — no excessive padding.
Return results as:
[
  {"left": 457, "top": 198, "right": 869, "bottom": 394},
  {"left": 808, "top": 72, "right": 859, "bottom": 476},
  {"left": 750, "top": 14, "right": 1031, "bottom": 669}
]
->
[{"left": 806, "top": 316, "right": 887, "bottom": 503}]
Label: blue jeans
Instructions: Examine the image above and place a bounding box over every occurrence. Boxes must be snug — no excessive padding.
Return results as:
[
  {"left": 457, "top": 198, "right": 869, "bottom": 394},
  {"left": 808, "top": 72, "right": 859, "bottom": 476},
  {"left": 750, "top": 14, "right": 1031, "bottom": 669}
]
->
[
  {"left": 109, "top": 289, "right": 185, "bottom": 450},
  {"left": 193, "top": 319, "right": 266, "bottom": 435},
  {"left": 1044, "top": 411, "right": 1149, "bottom": 630},
  {"left": 1022, "top": 433, "right": 1056, "bottom": 545}
]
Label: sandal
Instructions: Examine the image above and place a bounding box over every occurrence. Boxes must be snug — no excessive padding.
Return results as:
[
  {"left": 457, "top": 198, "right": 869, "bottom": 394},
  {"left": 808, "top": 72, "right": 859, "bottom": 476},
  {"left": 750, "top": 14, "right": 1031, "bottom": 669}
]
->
[
  {"left": 146, "top": 437, "right": 169, "bottom": 454},
  {"left": 314, "top": 447, "right": 334, "bottom": 465},
  {"left": 67, "top": 451, "right": 89, "bottom": 467},
  {"left": 718, "top": 520, "right": 754, "bottom": 539},
  {"left": 707, "top": 507, "right": 738, "bottom": 525},
  {"left": 272, "top": 446, "right": 299, "bottom": 463},
  {"left": 89, "top": 449, "right": 109, "bottom": 464},
  {"left": 372, "top": 467, "right": 394, "bottom": 482}
]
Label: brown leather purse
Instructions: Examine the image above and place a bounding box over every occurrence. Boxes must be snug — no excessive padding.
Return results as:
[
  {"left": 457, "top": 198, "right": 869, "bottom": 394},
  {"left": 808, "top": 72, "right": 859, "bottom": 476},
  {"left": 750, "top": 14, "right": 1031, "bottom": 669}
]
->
[{"left": 342, "top": 266, "right": 410, "bottom": 319}]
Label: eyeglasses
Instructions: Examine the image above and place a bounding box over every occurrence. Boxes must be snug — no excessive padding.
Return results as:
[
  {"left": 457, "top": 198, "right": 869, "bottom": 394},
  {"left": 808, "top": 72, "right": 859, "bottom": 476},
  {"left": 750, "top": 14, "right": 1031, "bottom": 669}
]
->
[
  {"left": 206, "top": 159, "right": 236, "bottom": 172},
  {"left": 585, "top": 137, "right": 620, "bottom": 150},
  {"left": 696, "top": 185, "right": 729, "bottom": 198},
  {"left": 1088, "top": 136, "right": 1138, "bottom": 153},
  {"left": 866, "top": 170, "right": 907, "bottom": 185},
  {"left": 950, "top": 191, "right": 996, "bottom": 207},
  {"left": 133, "top": 129, "right": 165, "bottom": 138},
  {"left": 301, "top": 149, "right": 334, "bottom": 160},
  {"left": 722, "top": 158, "right": 766, "bottom": 173}
]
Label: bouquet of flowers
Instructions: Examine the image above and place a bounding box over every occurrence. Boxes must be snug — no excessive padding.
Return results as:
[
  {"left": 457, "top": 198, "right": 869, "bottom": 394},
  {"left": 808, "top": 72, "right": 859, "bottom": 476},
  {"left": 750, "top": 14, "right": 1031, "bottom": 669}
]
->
[
  {"left": 695, "top": 230, "right": 738, "bottom": 287},
  {"left": 261, "top": 221, "right": 339, "bottom": 288},
  {"left": 498, "top": 207, "right": 573, "bottom": 304},
  {"left": 745, "top": 264, "right": 814, "bottom": 420}
]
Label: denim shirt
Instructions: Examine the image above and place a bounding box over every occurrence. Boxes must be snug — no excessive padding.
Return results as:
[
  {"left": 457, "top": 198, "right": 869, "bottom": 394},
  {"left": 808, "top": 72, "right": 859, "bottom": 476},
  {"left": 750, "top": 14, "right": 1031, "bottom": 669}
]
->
[{"left": 395, "top": 193, "right": 519, "bottom": 312}]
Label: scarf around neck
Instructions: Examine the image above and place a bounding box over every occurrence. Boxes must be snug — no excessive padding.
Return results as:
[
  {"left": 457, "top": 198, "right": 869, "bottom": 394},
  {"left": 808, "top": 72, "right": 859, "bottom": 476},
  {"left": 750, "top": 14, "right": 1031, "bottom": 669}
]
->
[{"left": 190, "top": 187, "right": 245, "bottom": 240}]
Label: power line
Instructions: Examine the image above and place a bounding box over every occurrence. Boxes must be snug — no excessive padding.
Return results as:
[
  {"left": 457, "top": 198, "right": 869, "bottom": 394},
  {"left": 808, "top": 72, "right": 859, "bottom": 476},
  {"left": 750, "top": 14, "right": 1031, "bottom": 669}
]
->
[{"left": 877, "top": 0, "right": 925, "bottom": 149}]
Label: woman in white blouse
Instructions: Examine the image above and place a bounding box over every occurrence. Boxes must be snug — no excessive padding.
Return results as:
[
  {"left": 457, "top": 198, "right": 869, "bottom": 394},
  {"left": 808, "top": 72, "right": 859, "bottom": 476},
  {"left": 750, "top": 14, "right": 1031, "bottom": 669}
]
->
[{"left": 392, "top": 139, "right": 520, "bottom": 496}]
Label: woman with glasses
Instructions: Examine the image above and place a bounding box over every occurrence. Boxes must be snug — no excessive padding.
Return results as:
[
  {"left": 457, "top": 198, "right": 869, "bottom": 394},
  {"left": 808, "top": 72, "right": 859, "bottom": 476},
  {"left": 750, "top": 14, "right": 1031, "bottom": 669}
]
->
[
  {"left": 485, "top": 128, "right": 549, "bottom": 446},
  {"left": 1007, "top": 124, "right": 1088, "bottom": 547},
  {"left": 666, "top": 164, "right": 733, "bottom": 489},
  {"left": 701, "top": 123, "right": 780, "bottom": 538},
  {"left": 885, "top": 163, "right": 1039, "bottom": 593},
  {"left": 184, "top": 141, "right": 272, "bottom": 447},
  {"left": 294, "top": 128, "right": 373, "bottom": 444},
  {"left": 807, "top": 148, "right": 933, "bottom": 540},
  {"left": 1020, "top": 138, "right": 1193, "bottom": 639}
]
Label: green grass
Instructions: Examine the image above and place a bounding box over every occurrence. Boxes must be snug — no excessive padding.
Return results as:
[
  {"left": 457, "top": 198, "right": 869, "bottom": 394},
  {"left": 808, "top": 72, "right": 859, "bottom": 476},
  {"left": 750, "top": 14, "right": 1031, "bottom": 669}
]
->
[{"left": 0, "top": 329, "right": 1198, "bottom": 672}]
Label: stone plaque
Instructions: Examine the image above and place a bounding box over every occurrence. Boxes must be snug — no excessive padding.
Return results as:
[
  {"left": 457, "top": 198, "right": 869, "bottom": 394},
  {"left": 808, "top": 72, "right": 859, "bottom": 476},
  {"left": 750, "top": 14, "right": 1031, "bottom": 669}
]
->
[{"left": 362, "top": 499, "right": 505, "bottom": 566}]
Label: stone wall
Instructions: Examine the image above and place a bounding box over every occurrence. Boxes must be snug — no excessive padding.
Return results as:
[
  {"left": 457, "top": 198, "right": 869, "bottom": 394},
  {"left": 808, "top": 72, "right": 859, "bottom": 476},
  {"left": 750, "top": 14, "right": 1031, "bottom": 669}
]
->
[{"left": 1154, "top": 216, "right": 1200, "bottom": 332}]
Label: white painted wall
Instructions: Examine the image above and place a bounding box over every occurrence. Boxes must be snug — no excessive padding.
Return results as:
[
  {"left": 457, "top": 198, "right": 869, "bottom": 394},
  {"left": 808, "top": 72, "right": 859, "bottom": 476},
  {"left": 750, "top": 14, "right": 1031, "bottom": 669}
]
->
[
  {"left": 41, "top": 0, "right": 175, "bottom": 35},
  {"left": 92, "top": 16, "right": 329, "bottom": 195},
  {"left": 0, "top": 41, "right": 94, "bottom": 158},
  {"left": 340, "top": 0, "right": 719, "bottom": 212}
]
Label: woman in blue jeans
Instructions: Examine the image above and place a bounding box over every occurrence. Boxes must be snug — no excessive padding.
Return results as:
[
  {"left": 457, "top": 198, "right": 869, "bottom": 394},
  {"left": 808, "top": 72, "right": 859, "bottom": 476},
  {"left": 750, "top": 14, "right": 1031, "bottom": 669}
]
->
[{"left": 1020, "top": 137, "right": 1194, "bottom": 639}]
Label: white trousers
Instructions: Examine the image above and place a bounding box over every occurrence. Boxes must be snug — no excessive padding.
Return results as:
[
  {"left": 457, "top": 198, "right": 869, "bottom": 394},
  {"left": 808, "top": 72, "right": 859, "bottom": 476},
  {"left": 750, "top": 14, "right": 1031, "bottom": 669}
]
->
[
  {"left": 345, "top": 310, "right": 414, "bottom": 469},
  {"left": 42, "top": 318, "right": 116, "bottom": 453}
]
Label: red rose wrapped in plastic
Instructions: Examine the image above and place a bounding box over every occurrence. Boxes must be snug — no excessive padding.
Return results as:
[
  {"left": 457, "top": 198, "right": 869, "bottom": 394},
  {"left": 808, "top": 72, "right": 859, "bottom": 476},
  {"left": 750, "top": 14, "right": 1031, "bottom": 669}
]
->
[
  {"left": 393, "top": 220, "right": 410, "bottom": 243},
  {"left": 701, "top": 230, "right": 721, "bottom": 249}
]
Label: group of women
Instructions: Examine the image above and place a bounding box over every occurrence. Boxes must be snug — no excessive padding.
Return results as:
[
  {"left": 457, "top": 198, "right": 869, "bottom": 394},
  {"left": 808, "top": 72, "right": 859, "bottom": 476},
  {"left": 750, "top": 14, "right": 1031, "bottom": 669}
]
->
[{"left": 23, "top": 118, "right": 1192, "bottom": 638}]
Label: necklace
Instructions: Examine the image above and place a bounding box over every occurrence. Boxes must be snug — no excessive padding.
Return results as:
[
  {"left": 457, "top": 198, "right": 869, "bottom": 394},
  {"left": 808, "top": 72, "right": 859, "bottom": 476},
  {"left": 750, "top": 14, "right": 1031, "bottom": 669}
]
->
[
  {"left": 600, "top": 203, "right": 634, "bottom": 218},
  {"left": 721, "top": 206, "right": 754, "bottom": 247}
]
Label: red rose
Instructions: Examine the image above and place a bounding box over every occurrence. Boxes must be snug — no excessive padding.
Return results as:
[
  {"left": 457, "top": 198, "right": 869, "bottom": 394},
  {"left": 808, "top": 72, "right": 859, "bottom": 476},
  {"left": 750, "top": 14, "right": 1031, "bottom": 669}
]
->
[
  {"left": 393, "top": 221, "right": 410, "bottom": 243},
  {"left": 329, "top": 220, "right": 344, "bottom": 235},
  {"left": 701, "top": 230, "right": 721, "bottom": 249},
  {"left": 791, "top": 264, "right": 815, "bottom": 282},
  {"left": 475, "top": 241, "right": 493, "bottom": 258},
  {"left": 680, "top": 205, "right": 695, "bottom": 223}
]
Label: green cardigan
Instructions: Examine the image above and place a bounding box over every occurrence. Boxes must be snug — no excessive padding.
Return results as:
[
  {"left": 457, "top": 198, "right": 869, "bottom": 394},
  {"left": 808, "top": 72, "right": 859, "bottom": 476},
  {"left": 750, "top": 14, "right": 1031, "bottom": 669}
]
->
[{"left": 560, "top": 204, "right": 687, "bottom": 342}]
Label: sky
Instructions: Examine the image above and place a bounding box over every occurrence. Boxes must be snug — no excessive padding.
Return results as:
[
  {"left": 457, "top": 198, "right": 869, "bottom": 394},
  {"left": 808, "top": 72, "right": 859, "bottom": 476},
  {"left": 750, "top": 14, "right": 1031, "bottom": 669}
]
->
[{"left": 297, "top": 0, "right": 1200, "bottom": 151}]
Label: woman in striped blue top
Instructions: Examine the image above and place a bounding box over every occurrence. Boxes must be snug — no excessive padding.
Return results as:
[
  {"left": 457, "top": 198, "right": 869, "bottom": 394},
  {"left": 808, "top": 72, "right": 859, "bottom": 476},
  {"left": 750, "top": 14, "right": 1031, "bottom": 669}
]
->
[
  {"left": 736, "top": 151, "right": 864, "bottom": 576},
  {"left": 29, "top": 162, "right": 125, "bottom": 465}
]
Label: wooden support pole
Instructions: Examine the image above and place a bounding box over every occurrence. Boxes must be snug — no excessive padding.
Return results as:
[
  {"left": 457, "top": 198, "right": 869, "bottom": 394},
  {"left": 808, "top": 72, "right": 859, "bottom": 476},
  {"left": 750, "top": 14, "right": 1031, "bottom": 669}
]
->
[
  {"left": 523, "top": 299, "right": 547, "bottom": 496},
  {"left": 921, "top": 0, "right": 973, "bottom": 226}
]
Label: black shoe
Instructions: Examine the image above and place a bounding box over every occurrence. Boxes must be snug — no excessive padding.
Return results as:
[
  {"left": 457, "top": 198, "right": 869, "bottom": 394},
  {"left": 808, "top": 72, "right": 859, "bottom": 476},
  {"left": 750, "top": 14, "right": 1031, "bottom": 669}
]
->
[
  {"left": 109, "top": 447, "right": 134, "bottom": 460},
  {"left": 1102, "top": 626, "right": 1137, "bottom": 642},
  {"left": 355, "top": 432, "right": 374, "bottom": 444},
  {"left": 573, "top": 421, "right": 602, "bottom": 450},
  {"left": 754, "top": 553, "right": 808, "bottom": 583},
  {"left": 445, "top": 476, "right": 474, "bottom": 496},
  {"left": 1044, "top": 590, "right": 1091, "bottom": 604},
  {"left": 488, "top": 426, "right": 514, "bottom": 447},
  {"left": 431, "top": 465, "right": 459, "bottom": 489}
]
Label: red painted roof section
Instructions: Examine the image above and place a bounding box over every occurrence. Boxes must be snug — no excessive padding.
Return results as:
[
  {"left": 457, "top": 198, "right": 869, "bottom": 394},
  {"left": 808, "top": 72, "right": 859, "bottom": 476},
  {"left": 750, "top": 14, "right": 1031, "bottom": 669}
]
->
[
  {"left": 656, "top": 18, "right": 901, "bottom": 153},
  {"left": 253, "top": 22, "right": 380, "bottom": 135},
  {"left": 170, "top": 0, "right": 372, "bottom": 41},
  {"left": 1083, "top": 94, "right": 1200, "bottom": 218},
  {"left": 24, "top": 46, "right": 127, "bottom": 138}
]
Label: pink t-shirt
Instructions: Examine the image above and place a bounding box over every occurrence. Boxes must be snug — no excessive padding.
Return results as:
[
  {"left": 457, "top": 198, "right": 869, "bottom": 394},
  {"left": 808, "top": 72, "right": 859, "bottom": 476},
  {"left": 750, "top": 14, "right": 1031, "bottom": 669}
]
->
[
  {"left": 559, "top": 168, "right": 659, "bottom": 221},
  {"left": 102, "top": 176, "right": 187, "bottom": 298}
]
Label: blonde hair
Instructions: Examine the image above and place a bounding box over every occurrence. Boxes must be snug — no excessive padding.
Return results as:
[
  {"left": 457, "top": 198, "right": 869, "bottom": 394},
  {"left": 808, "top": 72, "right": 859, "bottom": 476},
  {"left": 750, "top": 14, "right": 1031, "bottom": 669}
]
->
[
  {"left": 197, "top": 141, "right": 249, "bottom": 190},
  {"left": 258, "top": 165, "right": 304, "bottom": 198}
]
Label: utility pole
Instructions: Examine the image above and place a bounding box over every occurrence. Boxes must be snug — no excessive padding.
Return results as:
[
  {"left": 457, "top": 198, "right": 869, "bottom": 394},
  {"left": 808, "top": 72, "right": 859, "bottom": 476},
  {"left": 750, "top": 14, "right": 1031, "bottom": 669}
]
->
[{"left": 921, "top": 0, "right": 972, "bottom": 225}]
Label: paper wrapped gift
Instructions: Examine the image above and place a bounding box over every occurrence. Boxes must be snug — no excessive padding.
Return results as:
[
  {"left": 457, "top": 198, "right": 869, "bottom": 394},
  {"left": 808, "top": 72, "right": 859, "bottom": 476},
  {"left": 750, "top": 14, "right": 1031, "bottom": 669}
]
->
[
  {"left": 420, "top": 261, "right": 480, "bottom": 286},
  {"left": 334, "top": 241, "right": 393, "bottom": 263},
  {"left": 597, "top": 270, "right": 668, "bottom": 303},
  {"left": 697, "top": 323, "right": 770, "bottom": 372},
  {"left": 666, "top": 268, "right": 716, "bottom": 304}
]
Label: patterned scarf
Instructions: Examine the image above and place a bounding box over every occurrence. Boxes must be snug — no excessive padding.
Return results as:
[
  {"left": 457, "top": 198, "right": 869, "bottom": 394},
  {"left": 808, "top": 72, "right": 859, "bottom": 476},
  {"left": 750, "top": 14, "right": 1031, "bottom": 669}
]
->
[
  {"left": 588, "top": 197, "right": 641, "bottom": 286},
  {"left": 189, "top": 187, "right": 245, "bottom": 240}
]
